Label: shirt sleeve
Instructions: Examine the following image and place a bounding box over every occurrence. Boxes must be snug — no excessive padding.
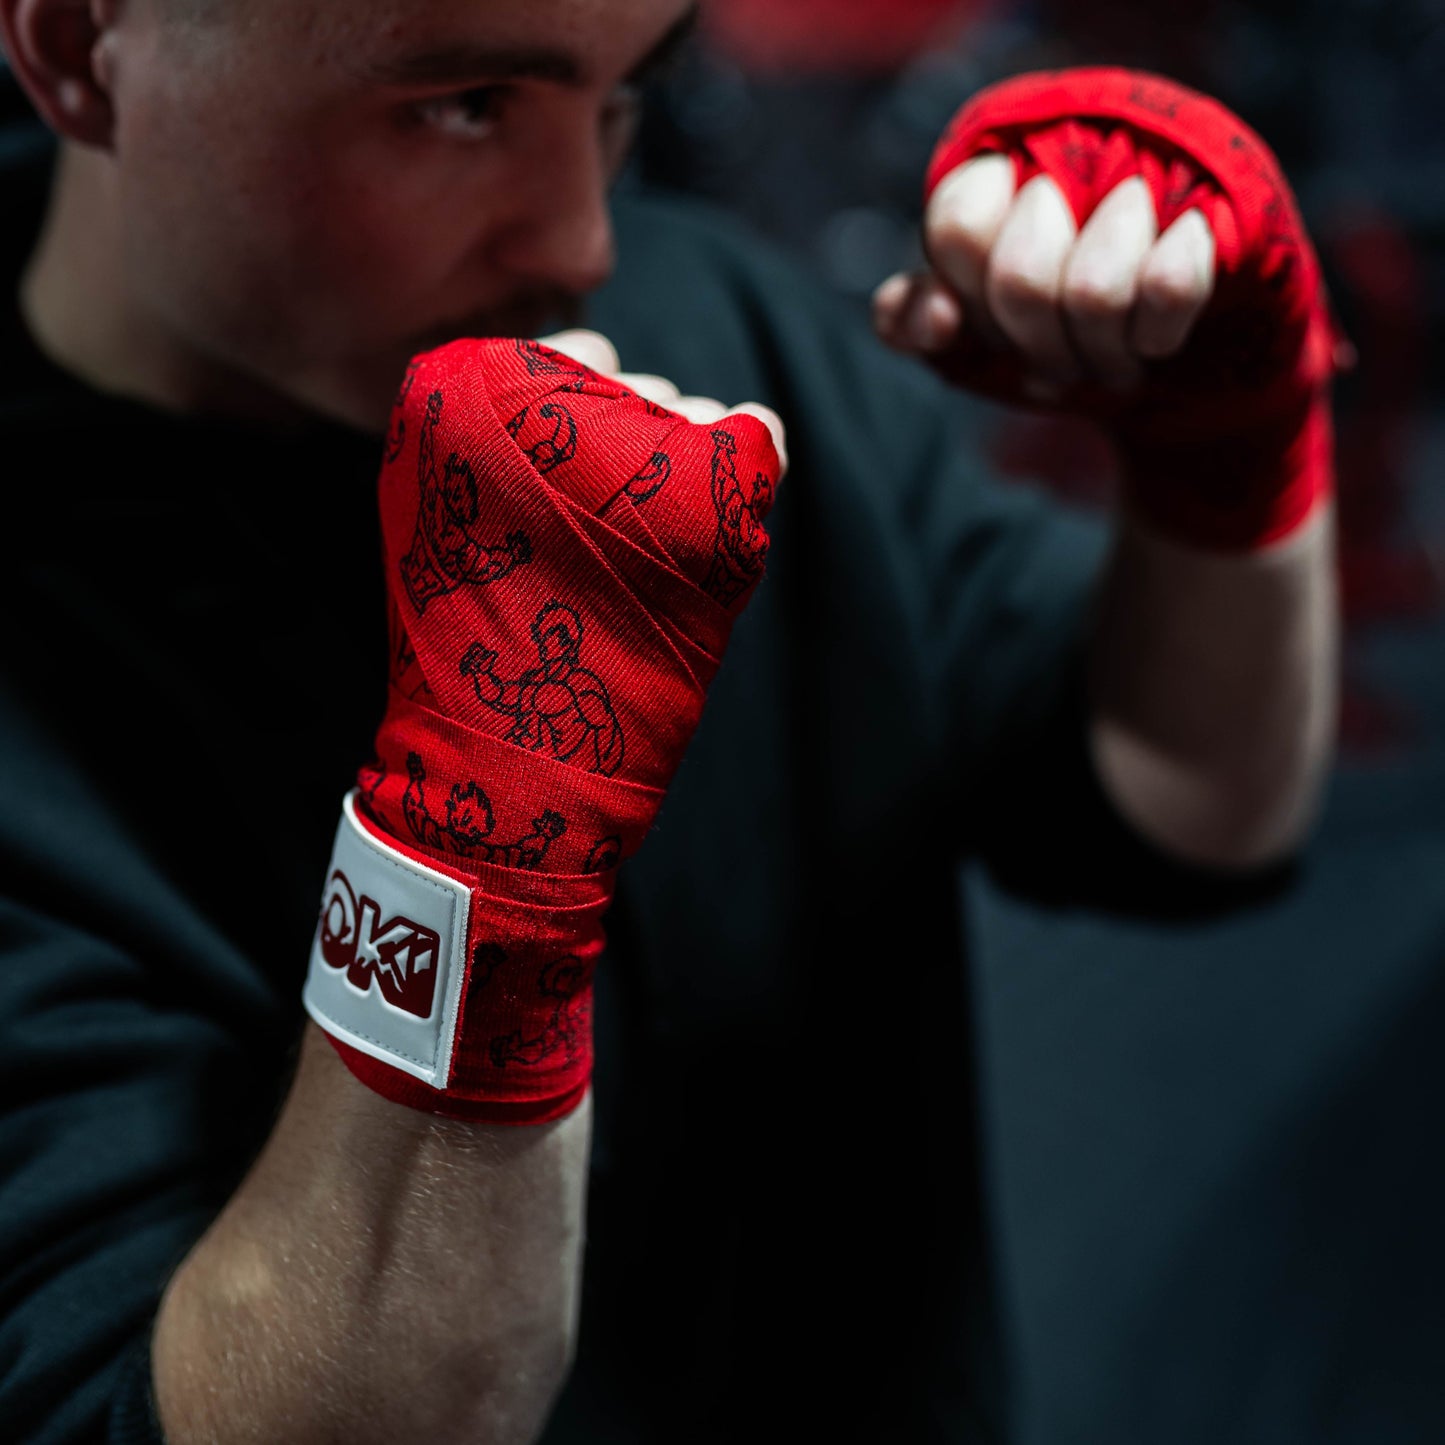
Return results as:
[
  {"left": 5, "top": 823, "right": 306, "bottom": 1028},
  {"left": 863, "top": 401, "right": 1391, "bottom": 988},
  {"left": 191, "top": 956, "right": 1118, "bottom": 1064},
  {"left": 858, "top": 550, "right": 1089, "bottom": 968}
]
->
[
  {"left": 0, "top": 682, "right": 293, "bottom": 1443},
  {"left": 890, "top": 372, "right": 1296, "bottom": 914},
  {"left": 893, "top": 380, "right": 1297, "bottom": 911},
  {"left": 715, "top": 234, "right": 1294, "bottom": 916}
]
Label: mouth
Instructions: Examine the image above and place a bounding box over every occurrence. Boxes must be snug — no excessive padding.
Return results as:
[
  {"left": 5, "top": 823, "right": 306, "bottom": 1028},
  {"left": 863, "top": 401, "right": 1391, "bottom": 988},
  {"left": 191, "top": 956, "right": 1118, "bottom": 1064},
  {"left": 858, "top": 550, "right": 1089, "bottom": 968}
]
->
[{"left": 412, "top": 295, "right": 586, "bottom": 354}]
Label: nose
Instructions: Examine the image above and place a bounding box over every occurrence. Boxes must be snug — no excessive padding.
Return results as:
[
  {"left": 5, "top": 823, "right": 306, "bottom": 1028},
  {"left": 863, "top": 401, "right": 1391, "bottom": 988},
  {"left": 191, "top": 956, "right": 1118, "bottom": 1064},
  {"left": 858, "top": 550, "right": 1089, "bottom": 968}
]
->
[{"left": 492, "top": 120, "right": 617, "bottom": 298}]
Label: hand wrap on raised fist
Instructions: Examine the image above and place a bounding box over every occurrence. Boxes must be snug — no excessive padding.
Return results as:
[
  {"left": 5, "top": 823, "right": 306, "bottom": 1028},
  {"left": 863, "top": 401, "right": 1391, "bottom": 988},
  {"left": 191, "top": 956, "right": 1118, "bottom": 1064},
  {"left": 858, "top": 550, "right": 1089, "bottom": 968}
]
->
[
  {"left": 925, "top": 67, "right": 1347, "bottom": 550},
  {"left": 303, "top": 338, "right": 781, "bottom": 1121}
]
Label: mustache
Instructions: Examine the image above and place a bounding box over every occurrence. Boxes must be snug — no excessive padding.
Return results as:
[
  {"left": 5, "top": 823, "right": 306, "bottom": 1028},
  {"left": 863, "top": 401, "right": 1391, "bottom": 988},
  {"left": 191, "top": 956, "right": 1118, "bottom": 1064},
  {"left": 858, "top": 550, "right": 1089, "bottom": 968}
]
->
[{"left": 414, "top": 292, "right": 588, "bottom": 353}]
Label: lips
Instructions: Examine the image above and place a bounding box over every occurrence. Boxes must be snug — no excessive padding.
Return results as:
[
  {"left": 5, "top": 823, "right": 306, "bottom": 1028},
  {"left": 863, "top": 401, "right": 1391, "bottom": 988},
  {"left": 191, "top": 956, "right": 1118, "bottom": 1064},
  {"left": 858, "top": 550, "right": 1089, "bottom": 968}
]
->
[{"left": 411, "top": 294, "right": 586, "bottom": 355}]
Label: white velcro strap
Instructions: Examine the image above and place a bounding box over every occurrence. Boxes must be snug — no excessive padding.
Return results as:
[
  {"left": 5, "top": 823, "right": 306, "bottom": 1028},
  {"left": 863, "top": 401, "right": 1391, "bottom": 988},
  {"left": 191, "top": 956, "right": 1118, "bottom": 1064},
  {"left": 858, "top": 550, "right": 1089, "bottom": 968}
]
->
[{"left": 303, "top": 791, "right": 470, "bottom": 1088}]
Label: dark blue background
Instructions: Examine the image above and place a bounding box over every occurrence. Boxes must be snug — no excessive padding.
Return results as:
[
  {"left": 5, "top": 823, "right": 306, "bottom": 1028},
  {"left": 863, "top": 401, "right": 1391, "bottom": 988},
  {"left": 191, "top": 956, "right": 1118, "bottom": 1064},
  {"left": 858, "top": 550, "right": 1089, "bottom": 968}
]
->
[{"left": 636, "top": 3, "right": 1445, "bottom": 1438}]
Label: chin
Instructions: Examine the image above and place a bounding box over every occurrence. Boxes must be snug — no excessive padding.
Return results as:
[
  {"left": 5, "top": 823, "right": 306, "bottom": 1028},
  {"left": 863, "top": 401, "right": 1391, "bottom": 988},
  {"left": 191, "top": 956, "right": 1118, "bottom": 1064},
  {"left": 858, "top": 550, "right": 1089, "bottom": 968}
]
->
[
  {"left": 411, "top": 299, "right": 584, "bottom": 355},
  {"left": 270, "top": 368, "right": 404, "bottom": 438},
  {"left": 304, "top": 302, "right": 583, "bottom": 435}
]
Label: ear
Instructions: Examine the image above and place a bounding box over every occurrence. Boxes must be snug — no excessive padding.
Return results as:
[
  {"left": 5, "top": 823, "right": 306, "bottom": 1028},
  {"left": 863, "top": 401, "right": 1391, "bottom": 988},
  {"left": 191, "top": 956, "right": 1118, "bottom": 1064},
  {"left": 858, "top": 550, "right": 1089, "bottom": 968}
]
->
[{"left": 0, "top": 0, "right": 119, "bottom": 147}]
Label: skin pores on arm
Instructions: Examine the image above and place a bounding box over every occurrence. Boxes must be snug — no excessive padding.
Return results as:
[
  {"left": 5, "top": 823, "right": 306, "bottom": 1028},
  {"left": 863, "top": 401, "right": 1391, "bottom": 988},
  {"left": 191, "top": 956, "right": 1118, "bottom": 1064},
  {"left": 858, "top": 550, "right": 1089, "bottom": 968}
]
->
[
  {"left": 151, "top": 1024, "right": 591, "bottom": 1445},
  {"left": 1087, "top": 504, "right": 1338, "bottom": 870}
]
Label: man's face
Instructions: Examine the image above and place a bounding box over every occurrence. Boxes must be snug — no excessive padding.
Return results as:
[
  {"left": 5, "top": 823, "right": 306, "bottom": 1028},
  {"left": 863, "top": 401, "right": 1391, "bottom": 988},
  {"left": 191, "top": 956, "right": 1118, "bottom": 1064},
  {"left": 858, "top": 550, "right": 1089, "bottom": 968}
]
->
[{"left": 104, "top": 0, "right": 690, "bottom": 429}]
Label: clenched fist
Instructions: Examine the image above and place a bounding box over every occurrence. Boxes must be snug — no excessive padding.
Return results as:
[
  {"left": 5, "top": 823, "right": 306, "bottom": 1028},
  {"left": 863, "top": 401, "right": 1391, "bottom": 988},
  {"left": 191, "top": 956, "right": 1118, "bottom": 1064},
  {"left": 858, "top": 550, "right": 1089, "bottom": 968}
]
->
[
  {"left": 876, "top": 67, "right": 1350, "bottom": 550},
  {"left": 304, "top": 329, "right": 784, "bottom": 1122}
]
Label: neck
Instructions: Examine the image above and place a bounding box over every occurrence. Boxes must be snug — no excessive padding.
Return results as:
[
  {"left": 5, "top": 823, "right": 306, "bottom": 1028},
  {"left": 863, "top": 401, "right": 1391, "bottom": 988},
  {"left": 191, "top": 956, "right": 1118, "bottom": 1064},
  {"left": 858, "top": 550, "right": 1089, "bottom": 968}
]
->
[{"left": 21, "top": 142, "right": 304, "bottom": 424}]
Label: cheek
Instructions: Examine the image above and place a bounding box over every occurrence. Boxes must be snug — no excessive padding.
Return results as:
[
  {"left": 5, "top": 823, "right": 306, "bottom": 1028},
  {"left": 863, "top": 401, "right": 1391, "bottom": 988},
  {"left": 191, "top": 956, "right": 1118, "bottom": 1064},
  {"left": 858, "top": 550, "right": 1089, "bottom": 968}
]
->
[
  {"left": 113, "top": 96, "right": 338, "bottom": 360},
  {"left": 118, "top": 86, "right": 498, "bottom": 364},
  {"left": 259, "top": 124, "right": 519, "bottom": 343}
]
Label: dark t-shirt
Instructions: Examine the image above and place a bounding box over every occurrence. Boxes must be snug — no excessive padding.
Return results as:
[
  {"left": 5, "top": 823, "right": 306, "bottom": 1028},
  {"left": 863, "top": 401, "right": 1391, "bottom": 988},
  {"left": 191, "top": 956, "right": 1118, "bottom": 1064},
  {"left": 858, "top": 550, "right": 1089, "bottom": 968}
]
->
[{"left": 0, "top": 121, "right": 1232, "bottom": 1443}]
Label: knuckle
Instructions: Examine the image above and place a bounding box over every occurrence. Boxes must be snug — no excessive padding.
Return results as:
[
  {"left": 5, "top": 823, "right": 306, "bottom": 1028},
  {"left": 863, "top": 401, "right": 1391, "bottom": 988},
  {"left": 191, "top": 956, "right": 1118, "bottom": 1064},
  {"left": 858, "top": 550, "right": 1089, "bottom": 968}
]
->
[
  {"left": 678, "top": 396, "right": 727, "bottom": 422},
  {"left": 926, "top": 230, "right": 990, "bottom": 296},
  {"left": 872, "top": 272, "right": 912, "bottom": 319},
  {"left": 926, "top": 208, "right": 993, "bottom": 267},
  {"left": 1062, "top": 272, "right": 1132, "bottom": 322},
  {"left": 1139, "top": 265, "right": 1204, "bottom": 313},
  {"left": 989, "top": 264, "right": 1057, "bottom": 321},
  {"left": 926, "top": 160, "right": 1013, "bottom": 250},
  {"left": 543, "top": 329, "right": 619, "bottom": 373},
  {"left": 571, "top": 326, "right": 617, "bottom": 354},
  {"left": 628, "top": 372, "right": 682, "bottom": 399}
]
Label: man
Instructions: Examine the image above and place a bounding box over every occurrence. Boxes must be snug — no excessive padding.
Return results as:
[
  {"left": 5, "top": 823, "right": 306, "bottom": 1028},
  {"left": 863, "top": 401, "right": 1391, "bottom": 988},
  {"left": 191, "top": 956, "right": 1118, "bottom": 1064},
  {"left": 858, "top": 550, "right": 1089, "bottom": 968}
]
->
[{"left": 0, "top": 0, "right": 1339, "bottom": 1441}]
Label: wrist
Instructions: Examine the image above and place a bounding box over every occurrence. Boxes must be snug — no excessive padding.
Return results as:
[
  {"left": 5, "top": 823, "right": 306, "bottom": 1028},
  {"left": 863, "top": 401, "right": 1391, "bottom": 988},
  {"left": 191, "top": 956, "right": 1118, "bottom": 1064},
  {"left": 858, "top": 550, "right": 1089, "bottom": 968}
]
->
[
  {"left": 154, "top": 1025, "right": 590, "bottom": 1444},
  {"left": 304, "top": 791, "right": 610, "bottom": 1124},
  {"left": 1116, "top": 383, "right": 1334, "bottom": 553}
]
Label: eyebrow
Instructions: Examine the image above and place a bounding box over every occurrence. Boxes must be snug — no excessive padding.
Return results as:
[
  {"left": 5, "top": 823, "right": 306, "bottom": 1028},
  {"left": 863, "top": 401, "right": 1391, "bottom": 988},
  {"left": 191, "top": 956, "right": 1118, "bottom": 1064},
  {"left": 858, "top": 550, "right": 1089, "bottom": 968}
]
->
[{"left": 367, "top": 5, "right": 697, "bottom": 90}]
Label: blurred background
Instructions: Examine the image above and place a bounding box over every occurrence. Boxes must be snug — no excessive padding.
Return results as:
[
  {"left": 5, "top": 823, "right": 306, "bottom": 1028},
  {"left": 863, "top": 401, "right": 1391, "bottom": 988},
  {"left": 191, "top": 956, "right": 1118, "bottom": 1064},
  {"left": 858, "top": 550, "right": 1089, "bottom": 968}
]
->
[
  {"left": 628, "top": 4, "right": 1445, "bottom": 1442},
  {"left": 3, "top": 4, "right": 1442, "bottom": 1439}
]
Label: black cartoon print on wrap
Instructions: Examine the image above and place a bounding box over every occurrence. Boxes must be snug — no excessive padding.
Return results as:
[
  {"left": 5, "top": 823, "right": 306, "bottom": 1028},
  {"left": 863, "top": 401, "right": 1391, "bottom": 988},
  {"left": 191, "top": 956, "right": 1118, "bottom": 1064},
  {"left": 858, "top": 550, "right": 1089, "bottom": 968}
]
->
[
  {"left": 581, "top": 835, "right": 623, "bottom": 873},
  {"left": 514, "top": 339, "right": 675, "bottom": 417},
  {"left": 599, "top": 451, "right": 673, "bottom": 519},
  {"left": 511, "top": 341, "right": 679, "bottom": 481},
  {"left": 506, "top": 396, "right": 579, "bottom": 473},
  {"left": 388, "top": 596, "right": 436, "bottom": 704},
  {"left": 514, "top": 338, "right": 592, "bottom": 389},
  {"left": 460, "top": 942, "right": 511, "bottom": 1043},
  {"left": 703, "top": 426, "right": 773, "bottom": 607},
  {"left": 470, "top": 942, "right": 507, "bottom": 992},
  {"left": 402, "top": 751, "right": 567, "bottom": 869},
  {"left": 400, "top": 389, "right": 534, "bottom": 615},
  {"left": 620, "top": 394, "right": 677, "bottom": 421},
  {"left": 384, "top": 360, "right": 417, "bottom": 464},
  {"left": 489, "top": 954, "right": 591, "bottom": 1069},
  {"left": 458, "top": 601, "right": 625, "bottom": 777},
  {"left": 357, "top": 756, "right": 387, "bottom": 811}
]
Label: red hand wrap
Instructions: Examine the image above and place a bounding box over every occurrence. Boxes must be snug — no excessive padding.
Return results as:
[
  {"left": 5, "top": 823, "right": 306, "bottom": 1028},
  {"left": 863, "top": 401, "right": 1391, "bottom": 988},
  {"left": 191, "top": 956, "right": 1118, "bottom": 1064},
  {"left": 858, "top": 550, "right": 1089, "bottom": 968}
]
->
[
  {"left": 312, "top": 338, "right": 780, "bottom": 1121},
  {"left": 924, "top": 67, "right": 1347, "bottom": 550}
]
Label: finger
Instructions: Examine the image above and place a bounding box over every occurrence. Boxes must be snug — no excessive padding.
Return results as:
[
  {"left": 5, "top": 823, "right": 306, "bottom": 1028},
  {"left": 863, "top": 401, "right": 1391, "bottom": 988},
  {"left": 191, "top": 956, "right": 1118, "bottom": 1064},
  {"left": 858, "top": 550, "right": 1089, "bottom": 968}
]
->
[
  {"left": 873, "top": 270, "right": 963, "bottom": 356},
  {"left": 535, "top": 327, "right": 621, "bottom": 375},
  {"left": 1061, "top": 176, "right": 1158, "bottom": 390},
  {"left": 616, "top": 371, "right": 683, "bottom": 405},
  {"left": 669, "top": 395, "right": 729, "bottom": 426},
  {"left": 1129, "top": 208, "right": 1216, "bottom": 359},
  {"left": 872, "top": 271, "right": 913, "bottom": 346},
  {"left": 985, "top": 173, "right": 1081, "bottom": 387},
  {"left": 924, "top": 152, "right": 1016, "bottom": 308},
  {"left": 726, "top": 402, "right": 789, "bottom": 477}
]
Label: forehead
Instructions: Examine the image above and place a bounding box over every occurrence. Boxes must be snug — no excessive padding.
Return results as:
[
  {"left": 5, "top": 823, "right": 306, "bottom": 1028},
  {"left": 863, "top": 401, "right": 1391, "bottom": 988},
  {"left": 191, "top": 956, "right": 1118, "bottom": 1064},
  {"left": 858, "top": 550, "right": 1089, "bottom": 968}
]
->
[{"left": 248, "top": 0, "right": 695, "bottom": 88}]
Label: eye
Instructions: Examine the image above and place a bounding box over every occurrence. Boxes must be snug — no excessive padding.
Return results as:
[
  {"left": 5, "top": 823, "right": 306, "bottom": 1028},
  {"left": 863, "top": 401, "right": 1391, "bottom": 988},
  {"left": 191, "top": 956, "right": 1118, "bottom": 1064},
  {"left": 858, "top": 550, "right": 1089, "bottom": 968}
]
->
[
  {"left": 414, "top": 85, "right": 512, "bottom": 140},
  {"left": 600, "top": 84, "right": 641, "bottom": 173}
]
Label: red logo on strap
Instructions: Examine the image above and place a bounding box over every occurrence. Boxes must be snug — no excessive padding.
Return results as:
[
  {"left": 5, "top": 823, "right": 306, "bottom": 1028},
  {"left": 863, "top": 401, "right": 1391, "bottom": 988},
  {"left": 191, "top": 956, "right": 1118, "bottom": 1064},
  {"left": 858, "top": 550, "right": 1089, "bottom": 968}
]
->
[{"left": 317, "top": 868, "right": 441, "bottom": 1019}]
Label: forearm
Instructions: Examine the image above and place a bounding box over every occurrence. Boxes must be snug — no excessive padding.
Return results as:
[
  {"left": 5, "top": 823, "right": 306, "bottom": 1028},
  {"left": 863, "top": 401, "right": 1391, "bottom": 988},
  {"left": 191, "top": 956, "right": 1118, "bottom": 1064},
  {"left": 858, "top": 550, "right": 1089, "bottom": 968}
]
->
[
  {"left": 1089, "top": 501, "right": 1339, "bottom": 870},
  {"left": 152, "top": 1023, "right": 590, "bottom": 1445}
]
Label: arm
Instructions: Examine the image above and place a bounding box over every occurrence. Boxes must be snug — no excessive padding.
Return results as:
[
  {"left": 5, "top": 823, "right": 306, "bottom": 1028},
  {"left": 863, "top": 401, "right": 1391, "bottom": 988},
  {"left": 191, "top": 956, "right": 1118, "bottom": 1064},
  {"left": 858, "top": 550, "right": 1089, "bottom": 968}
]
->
[
  {"left": 876, "top": 70, "right": 1345, "bottom": 871},
  {"left": 185, "top": 333, "right": 781, "bottom": 1438},
  {"left": 1089, "top": 504, "right": 1337, "bottom": 869},
  {"left": 152, "top": 1025, "right": 589, "bottom": 1445},
  {"left": 0, "top": 732, "right": 586, "bottom": 1445}
]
